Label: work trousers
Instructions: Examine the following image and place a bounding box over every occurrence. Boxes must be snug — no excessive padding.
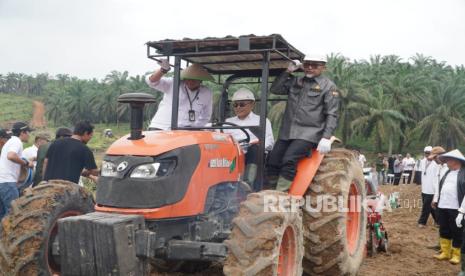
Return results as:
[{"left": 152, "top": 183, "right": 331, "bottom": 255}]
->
[
  {"left": 437, "top": 208, "right": 463, "bottom": 248},
  {"left": 394, "top": 172, "right": 401, "bottom": 185},
  {"left": 267, "top": 139, "right": 316, "bottom": 181},
  {"left": 418, "top": 193, "right": 436, "bottom": 225},
  {"left": 404, "top": 170, "right": 413, "bottom": 184}
]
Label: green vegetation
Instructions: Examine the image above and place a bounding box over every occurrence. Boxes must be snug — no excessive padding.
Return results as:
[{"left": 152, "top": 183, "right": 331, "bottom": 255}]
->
[
  {"left": 1, "top": 53, "right": 465, "bottom": 155},
  {"left": 0, "top": 95, "right": 34, "bottom": 126}
]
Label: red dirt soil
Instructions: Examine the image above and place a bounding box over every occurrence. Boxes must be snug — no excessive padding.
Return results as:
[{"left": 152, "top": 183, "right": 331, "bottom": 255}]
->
[
  {"left": 31, "top": 100, "right": 46, "bottom": 128},
  {"left": 153, "top": 185, "right": 460, "bottom": 276}
]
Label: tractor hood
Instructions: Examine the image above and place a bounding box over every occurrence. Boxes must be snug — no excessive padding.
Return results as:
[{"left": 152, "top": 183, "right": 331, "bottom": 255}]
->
[{"left": 106, "top": 130, "right": 235, "bottom": 156}]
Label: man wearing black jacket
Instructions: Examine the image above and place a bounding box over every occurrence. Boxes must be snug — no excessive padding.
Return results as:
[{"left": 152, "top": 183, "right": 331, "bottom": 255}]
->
[{"left": 267, "top": 55, "right": 340, "bottom": 191}]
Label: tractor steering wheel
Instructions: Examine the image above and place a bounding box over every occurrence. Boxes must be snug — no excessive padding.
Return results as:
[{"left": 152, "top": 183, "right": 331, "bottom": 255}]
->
[{"left": 212, "top": 121, "right": 251, "bottom": 144}]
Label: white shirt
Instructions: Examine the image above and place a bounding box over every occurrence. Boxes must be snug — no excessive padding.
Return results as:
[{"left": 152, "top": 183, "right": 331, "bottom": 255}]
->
[
  {"left": 22, "top": 144, "right": 38, "bottom": 167},
  {"left": 415, "top": 157, "right": 428, "bottom": 172},
  {"left": 402, "top": 157, "right": 416, "bottom": 171},
  {"left": 146, "top": 76, "right": 213, "bottom": 130},
  {"left": 438, "top": 170, "right": 459, "bottom": 209},
  {"left": 358, "top": 154, "right": 366, "bottom": 168},
  {"left": 433, "top": 164, "right": 449, "bottom": 202},
  {"left": 224, "top": 112, "right": 275, "bottom": 151},
  {"left": 421, "top": 160, "right": 438, "bottom": 194},
  {"left": 0, "top": 136, "right": 23, "bottom": 183}
]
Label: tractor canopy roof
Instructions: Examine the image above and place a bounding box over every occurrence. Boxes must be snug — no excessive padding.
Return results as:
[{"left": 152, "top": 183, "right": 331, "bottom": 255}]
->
[{"left": 146, "top": 34, "right": 304, "bottom": 77}]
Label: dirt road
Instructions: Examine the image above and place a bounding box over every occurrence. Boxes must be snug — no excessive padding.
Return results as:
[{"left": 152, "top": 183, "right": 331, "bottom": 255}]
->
[
  {"left": 31, "top": 100, "right": 46, "bottom": 128},
  {"left": 154, "top": 185, "right": 460, "bottom": 276}
]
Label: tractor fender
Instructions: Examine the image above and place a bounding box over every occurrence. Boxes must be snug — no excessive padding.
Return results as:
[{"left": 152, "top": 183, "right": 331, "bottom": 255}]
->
[{"left": 289, "top": 149, "right": 324, "bottom": 197}]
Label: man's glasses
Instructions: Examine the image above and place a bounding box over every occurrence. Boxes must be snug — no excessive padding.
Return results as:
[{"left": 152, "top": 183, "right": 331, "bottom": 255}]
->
[
  {"left": 233, "top": 102, "right": 250, "bottom": 108},
  {"left": 303, "top": 63, "right": 325, "bottom": 68}
]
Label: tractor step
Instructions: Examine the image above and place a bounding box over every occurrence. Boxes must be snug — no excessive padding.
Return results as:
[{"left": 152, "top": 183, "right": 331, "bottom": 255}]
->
[{"left": 166, "top": 239, "right": 227, "bottom": 261}]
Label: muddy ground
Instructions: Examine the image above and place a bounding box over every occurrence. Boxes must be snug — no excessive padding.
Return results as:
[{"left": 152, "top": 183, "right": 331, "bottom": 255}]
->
[{"left": 154, "top": 184, "right": 460, "bottom": 275}]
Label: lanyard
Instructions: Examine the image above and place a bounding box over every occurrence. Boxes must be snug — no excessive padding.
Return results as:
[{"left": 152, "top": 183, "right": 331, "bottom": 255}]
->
[
  {"left": 185, "top": 85, "right": 200, "bottom": 110},
  {"left": 424, "top": 160, "right": 431, "bottom": 175}
]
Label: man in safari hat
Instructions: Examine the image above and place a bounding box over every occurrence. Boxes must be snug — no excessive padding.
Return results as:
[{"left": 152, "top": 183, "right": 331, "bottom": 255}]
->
[
  {"left": 432, "top": 149, "right": 465, "bottom": 265},
  {"left": 146, "top": 61, "right": 214, "bottom": 130}
]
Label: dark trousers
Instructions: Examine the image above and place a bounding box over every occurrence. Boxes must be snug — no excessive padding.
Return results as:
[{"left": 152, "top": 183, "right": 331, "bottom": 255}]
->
[
  {"left": 418, "top": 193, "right": 436, "bottom": 225},
  {"left": 394, "top": 172, "right": 401, "bottom": 185},
  {"left": 404, "top": 170, "right": 413, "bottom": 184},
  {"left": 414, "top": 171, "right": 422, "bottom": 185},
  {"left": 437, "top": 208, "right": 463, "bottom": 248},
  {"left": 267, "top": 139, "right": 315, "bottom": 181},
  {"left": 245, "top": 144, "right": 259, "bottom": 165}
]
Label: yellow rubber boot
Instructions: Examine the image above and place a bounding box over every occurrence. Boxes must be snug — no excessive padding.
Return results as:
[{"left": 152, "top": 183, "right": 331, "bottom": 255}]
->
[
  {"left": 450, "top": 247, "right": 461, "bottom": 264},
  {"left": 434, "top": 238, "right": 452, "bottom": 260}
]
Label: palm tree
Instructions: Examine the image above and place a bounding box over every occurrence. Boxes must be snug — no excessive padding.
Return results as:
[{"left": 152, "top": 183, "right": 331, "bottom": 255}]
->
[
  {"left": 326, "top": 53, "right": 367, "bottom": 143},
  {"left": 410, "top": 79, "right": 465, "bottom": 149},
  {"left": 349, "top": 88, "right": 409, "bottom": 154}
]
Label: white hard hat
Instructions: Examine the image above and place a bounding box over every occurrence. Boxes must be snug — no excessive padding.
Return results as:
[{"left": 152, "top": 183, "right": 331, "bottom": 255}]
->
[
  {"left": 232, "top": 88, "right": 255, "bottom": 101},
  {"left": 303, "top": 54, "right": 327, "bottom": 63},
  {"left": 424, "top": 146, "right": 433, "bottom": 152}
]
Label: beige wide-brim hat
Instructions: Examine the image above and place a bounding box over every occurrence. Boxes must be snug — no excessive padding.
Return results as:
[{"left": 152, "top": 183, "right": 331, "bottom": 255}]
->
[
  {"left": 439, "top": 149, "right": 465, "bottom": 163},
  {"left": 181, "top": 64, "right": 214, "bottom": 82},
  {"left": 428, "top": 146, "right": 446, "bottom": 158}
]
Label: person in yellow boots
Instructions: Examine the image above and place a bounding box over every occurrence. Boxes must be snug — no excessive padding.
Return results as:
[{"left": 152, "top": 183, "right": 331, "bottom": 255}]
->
[{"left": 433, "top": 149, "right": 465, "bottom": 265}]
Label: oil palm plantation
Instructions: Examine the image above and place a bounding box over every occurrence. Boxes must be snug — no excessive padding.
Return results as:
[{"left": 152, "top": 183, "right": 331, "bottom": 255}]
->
[
  {"left": 349, "top": 88, "right": 409, "bottom": 154},
  {"left": 410, "top": 79, "right": 465, "bottom": 149}
]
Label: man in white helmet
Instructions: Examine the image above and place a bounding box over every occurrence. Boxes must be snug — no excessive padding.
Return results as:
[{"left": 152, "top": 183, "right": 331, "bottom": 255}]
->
[
  {"left": 224, "top": 88, "right": 275, "bottom": 187},
  {"left": 146, "top": 60, "right": 214, "bottom": 130},
  {"left": 267, "top": 55, "right": 340, "bottom": 191}
]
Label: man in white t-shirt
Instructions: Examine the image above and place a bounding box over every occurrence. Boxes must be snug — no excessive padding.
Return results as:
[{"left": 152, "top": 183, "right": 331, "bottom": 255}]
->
[
  {"left": 146, "top": 61, "right": 214, "bottom": 130},
  {"left": 402, "top": 153, "right": 416, "bottom": 184},
  {"left": 417, "top": 146, "right": 438, "bottom": 227},
  {"left": 0, "top": 122, "right": 34, "bottom": 219},
  {"left": 357, "top": 150, "right": 367, "bottom": 168},
  {"left": 22, "top": 133, "right": 50, "bottom": 169},
  {"left": 223, "top": 88, "right": 275, "bottom": 187}
]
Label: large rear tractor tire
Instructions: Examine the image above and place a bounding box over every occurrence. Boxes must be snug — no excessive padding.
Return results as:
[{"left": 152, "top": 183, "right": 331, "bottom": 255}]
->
[
  {"left": 302, "top": 148, "right": 367, "bottom": 275},
  {"left": 0, "top": 180, "right": 95, "bottom": 275},
  {"left": 223, "top": 190, "right": 304, "bottom": 276}
]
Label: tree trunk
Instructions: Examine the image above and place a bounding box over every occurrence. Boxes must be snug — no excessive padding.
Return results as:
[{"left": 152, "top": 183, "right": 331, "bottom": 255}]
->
[
  {"left": 397, "top": 121, "right": 406, "bottom": 153},
  {"left": 388, "top": 135, "right": 393, "bottom": 156}
]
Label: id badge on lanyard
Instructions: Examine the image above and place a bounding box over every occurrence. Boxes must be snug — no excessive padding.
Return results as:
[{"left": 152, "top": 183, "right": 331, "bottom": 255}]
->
[
  {"left": 188, "top": 110, "right": 195, "bottom": 122},
  {"left": 186, "top": 86, "right": 200, "bottom": 123}
]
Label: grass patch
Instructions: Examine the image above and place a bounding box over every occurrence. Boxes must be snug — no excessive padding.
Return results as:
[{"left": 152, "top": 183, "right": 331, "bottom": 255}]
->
[{"left": 0, "top": 94, "right": 34, "bottom": 127}]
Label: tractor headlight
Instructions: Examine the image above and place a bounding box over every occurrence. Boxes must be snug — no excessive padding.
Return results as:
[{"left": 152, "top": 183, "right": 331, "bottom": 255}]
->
[
  {"left": 101, "top": 161, "right": 118, "bottom": 177},
  {"left": 130, "top": 163, "right": 161, "bottom": 179}
]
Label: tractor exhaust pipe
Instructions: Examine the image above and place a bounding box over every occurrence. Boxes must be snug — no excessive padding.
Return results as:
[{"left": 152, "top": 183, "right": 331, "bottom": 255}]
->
[{"left": 118, "top": 93, "right": 156, "bottom": 140}]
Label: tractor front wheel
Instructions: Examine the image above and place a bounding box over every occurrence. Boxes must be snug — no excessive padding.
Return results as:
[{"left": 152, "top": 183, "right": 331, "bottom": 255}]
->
[
  {"left": 223, "top": 190, "right": 304, "bottom": 276},
  {"left": 0, "top": 180, "right": 95, "bottom": 275},
  {"left": 302, "top": 149, "right": 367, "bottom": 275}
]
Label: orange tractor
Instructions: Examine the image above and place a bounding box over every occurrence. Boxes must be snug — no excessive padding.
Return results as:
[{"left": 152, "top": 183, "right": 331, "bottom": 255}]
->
[{"left": 0, "top": 35, "right": 366, "bottom": 275}]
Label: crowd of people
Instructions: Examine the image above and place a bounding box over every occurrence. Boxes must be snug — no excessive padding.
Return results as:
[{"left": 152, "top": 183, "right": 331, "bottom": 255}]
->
[
  {"left": 0, "top": 121, "right": 98, "bottom": 220},
  {"left": 355, "top": 145, "right": 465, "bottom": 272},
  {"left": 355, "top": 148, "right": 437, "bottom": 186}
]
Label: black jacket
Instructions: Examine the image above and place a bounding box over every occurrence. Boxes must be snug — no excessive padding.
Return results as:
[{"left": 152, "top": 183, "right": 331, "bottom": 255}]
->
[
  {"left": 438, "top": 167, "right": 465, "bottom": 208},
  {"left": 270, "top": 72, "right": 339, "bottom": 143}
]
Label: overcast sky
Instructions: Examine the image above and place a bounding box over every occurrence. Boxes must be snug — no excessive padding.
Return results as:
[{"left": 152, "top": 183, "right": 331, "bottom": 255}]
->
[{"left": 1, "top": 0, "right": 464, "bottom": 79}]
